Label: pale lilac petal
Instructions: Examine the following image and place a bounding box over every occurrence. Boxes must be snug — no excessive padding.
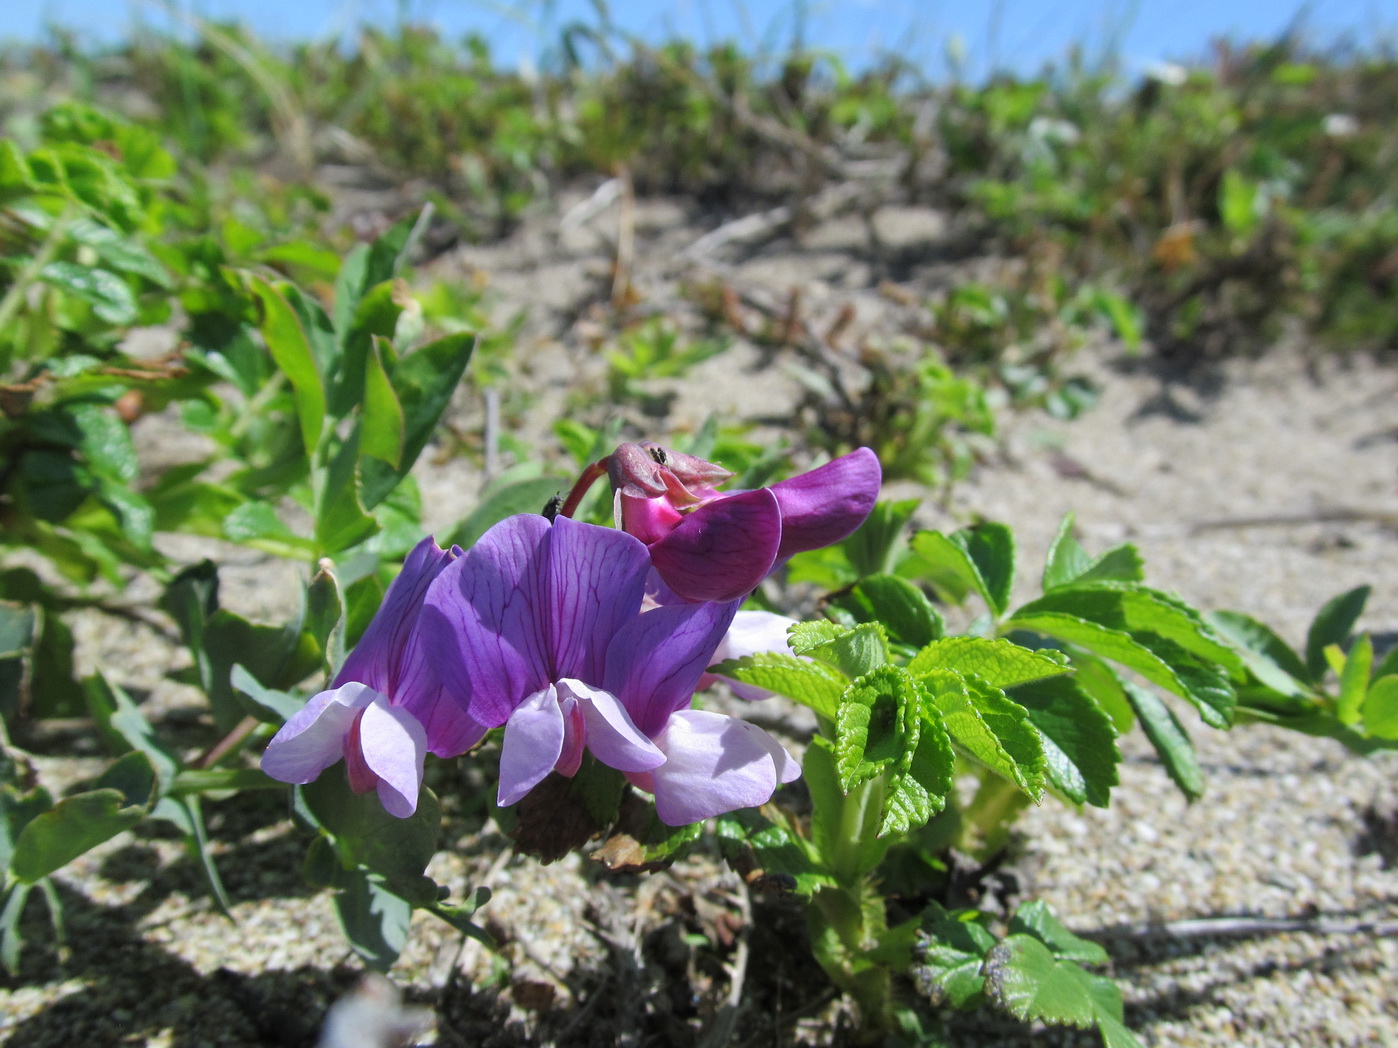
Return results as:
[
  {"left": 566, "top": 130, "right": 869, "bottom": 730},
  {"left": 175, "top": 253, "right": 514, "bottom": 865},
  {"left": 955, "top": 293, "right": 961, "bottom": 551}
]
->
[
  {"left": 358, "top": 697, "right": 428, "bottom": 818},
  {"left": 701, "top": 611, "right": 801, "bottom": 700},
  {"left": 768, "top": 447, "right": 881, "bottom": 557},
  {"left": 335, "top": 536, "right": 454, "bottom": 694},
  {"left": 498, "top": 686, "right": 565, "bottom": 807},
  {"left": 649, "top": 488, "right": 782, "bottom": 603},
  {"left": 557, "top": 679, "right": 664, "bottom": 772},
  {"left": 544, "top": 516, "right": 649, "bottom": 683},
  {"left": 643, "top": 710, "right": 798, "bottom": 825},
  {"left": 422, "top": 514, "right": 553, "bottom": 727},
  {"left": 261, "top": 682, "right": 377, "bottom": 784},
  {"left": 604, "top": 600, "right": 739, "bottom": 737}
]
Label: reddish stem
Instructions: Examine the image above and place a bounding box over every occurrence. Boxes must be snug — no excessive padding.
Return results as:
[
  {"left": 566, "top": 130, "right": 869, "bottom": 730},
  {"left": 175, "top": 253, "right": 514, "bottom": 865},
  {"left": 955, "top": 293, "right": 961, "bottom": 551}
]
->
[{"left": 558, "top": 458, "right": 609, "bottom": 519}]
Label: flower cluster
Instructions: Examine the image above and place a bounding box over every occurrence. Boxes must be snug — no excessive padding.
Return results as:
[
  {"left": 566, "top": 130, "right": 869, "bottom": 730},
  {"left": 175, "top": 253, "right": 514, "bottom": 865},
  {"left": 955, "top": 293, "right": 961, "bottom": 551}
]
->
[{"left": 262, "top": 445, "right": 880, "bottom": 825}]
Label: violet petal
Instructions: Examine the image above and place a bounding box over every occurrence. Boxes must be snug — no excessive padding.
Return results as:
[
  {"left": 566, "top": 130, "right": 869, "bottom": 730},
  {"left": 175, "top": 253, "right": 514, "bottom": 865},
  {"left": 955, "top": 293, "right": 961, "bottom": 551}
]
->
[
  {"left": 649, "top": 488, "right": 782, "bottom": 603},
  {"left": 645, "top": 710, "right": 796, "bottom": 825},
  {"left": 358, "top": 697, "right": 428, "bottom": 818},
  {"left": 422, "top": 514, "right": 553, "bottom": 728},
  {"left": 544, "top": 516, "right": 649, "bottom": 684},
  {"left": 768, "top": 447, "right": 881, "bottom": 558},
  {"left": 261, "top": 682, "right": 377, "bottom": 785},
  {"left": 497, "top": 686, "right": 565, "bottom": 807},
  {"left": 604, "top": 600, "right": 738, "bottom": 737},
  {"left": 558, "top": 678, "right": 664, "bottom": 772}
]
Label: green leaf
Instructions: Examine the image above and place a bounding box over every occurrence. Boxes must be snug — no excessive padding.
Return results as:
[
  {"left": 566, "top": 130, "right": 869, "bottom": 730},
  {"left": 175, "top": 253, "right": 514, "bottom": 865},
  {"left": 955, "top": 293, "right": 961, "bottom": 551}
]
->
[
  {"left": 843, "top": 498, "right": 920, "bottom": 579},
  {"left": 983, "top": 934, "right": 1098, "bottom": 1028},
  {"left": 836, "top": 667, "right": 921, "bottom": 792},
  {"left": 360, "top": 331, "right": 475, "bottom": 510},
  {"left": 360, "top": 336, "right": 405, "bottom": 466},
  {"left": 1305, "top": 585, "right": 1370, "bottom": 682},
  {"left": 250, "top": 275, "right": 327, "bottom": 456},
  {"left": 1219, "top": 169, "right": 1260, "bottom": 236},
  {"left": 305, "top": 563, "right": 347, "bottom": 680},
  {"left": 301, "top": 771, "right": 441, "bottom": 899},
  {"left": 425, "top": 887, "right": 494, "bottom": 944},
  {"left": 444, "top": 475, "right": 567, "bottom": 550},
  {"left": 911, "top": 523, "right": 1016, "bottom": 616},
  {"left": 709, "top": 653, "right": 847, "bottom": 721},
  {"left": 1124, "top": 682, "right": 1204, "bottom": 800},
  {"left": 1011, "top": 675, "right": 1120, "bottom": 807},
  {"left": 907, "top": 637, "right": 1069, "bottom": 690},
  {"left": 1208, "top": 610, "right": 1312, "bottom": 698},
  {"left": 316, "top": 432, "right": 379, "bottom": 556},
  {"left": 1009, "top": 900, "right": 1108, "bottom": 964},
  {"left": 151, "top": 795, "right": 231, "bottom": 915},
  {"left": 1010, "top": 583, "right": 1243, "bottom": 678},
  {"left": 791, "top": 621, "right": 891, "bottom": 679},
  {"left": 334, "top": 869, "right": 413, "bottom": 972},
  {"left": 828, "top": 574, "right": 944, "bottom": 650},
  {"left": 221, "top": 500, "right": 304, "bottom": 549},
  {"left": 1336, "top": 633, "right": 1373, "bottom": 727},
  {"left": 0, "top": 882, "right": 33, "bottom": 975},
  {"left": 1043, "top": 515, "right": 1144, "bottom": 590},
  {"left": 230, "top": 664, "right": 305, "bottom": 723},
  {"left": 82, "top": 674, "right": 181, "bottom": 792},
  {"left": 11, "top": 773, "right": 152, "bottom": 883},
  {"left": 714, "top": 805, "right": 833, "bottom": 896},
  {"left": 914, "top": 903, "right": 996, "bottom": 1009},
  {"left": 39, "top": 261, "right": 138, "bottom": 325},
  {"left": 1362, "top": 676, "right": 1398, "bottom": 740},
  {"left": 803, "top": 736, "right": 889, "bottom": 882},
  {"left": 923, "top": 670, "right": 1045, "bottom": 800}
]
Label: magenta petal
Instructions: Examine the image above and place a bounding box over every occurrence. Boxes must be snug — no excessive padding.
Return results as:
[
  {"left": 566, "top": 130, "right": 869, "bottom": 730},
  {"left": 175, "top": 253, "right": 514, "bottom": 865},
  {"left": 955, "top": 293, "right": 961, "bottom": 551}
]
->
[
  {"left": 335, "top": 536, "right": 453, "bottom": 695},
  {"left": 645, "top": 710, "right": 795, "bottom": 825},
  {"left": 422, "top": 514, "right": 553, "bottom": 728},
  {"left": 358, "top": 697, "right": 428, "bottom": 818},
  {"left": 544, "top": 516, "right": 650, "bottom": 683},
  {"left": 616, "top": 491, "right": 683, "bottom": 545},
  {"left": 558, "top": 679, "right": 664, "bottom": 772},
  {"left": 649, "top": 488, "right": 782, "bottom": 603},
  {"left": 261, "top": 683, "right": 377, "bottom": 784},
  {"left": 604, "top": 599, "right": 738, "bottom": 737},
  {"left": 498, "top": 687, "right": 565, "bottom": 807},
  {"left": 768, "top": 447, "right": 881, "bottom": 558}
]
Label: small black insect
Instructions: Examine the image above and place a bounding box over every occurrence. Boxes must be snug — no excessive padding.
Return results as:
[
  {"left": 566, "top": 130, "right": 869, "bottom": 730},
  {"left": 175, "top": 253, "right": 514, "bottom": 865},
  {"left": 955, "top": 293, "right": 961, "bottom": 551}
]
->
[{"left": 542, "top": 493, "right": 564, "bottom": 521}]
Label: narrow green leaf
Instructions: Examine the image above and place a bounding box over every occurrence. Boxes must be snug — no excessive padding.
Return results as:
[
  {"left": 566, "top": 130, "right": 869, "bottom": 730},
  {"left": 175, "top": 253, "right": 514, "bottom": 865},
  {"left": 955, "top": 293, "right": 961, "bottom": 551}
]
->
[
  {"left": 360, "top": 335, "right": 405, "bottom": 466},
  {"left": 82, "top": 674, "right": 180, "bottom": 792},
  {"left": 1124, "top": 682, "right": 1204, "bottom": 800},
  {"left": 0, "top": 882, "right": 33, "bottom": 974},
  {"left": 1305, "top": 585, "right": 1371, "bottom": 682},
  {"left": 1208, "top": 610, "right": 1312, "bottom": 698},
  {"left": 250, "top": 275, "right": 327, "bottom": 456},
  {"left": 315, "top": 432, "right": 379, "bottom": 556},
  {"left": 1362, "top": 676, "right": 1398, "bottom": 740},
  {"left": 709, "top": 653, "right": 847, "bottom": 721},
  {"left": 907, "top": 636, "right": 1069, "bottom": 690},
  {"left": 151, "top": 795, "right": 231, "bottom": 915},
  {"left": 1337, "top": 633, "right": 1373, "bottom": 726},
  {"left": 305, "top": 563, "right": 347, "bottom": 680}
]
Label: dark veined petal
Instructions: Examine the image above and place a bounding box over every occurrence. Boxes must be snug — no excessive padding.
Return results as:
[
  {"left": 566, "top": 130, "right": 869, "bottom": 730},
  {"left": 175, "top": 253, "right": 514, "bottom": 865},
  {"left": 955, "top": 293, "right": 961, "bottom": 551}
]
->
[
  {"left": 649, "top": 488, "right": 782, "bottom": 603},
  {"left": 421, "top": 514, "right": 554, "bottom": 728},
  {"left": 604, "top": 599, "right": 738, "bottom": 737},
  {"left": 357, "top": 697, "right": 428, "bottom": 818},
  {"left": 498, "top": 686, "right": 566, "bottom": 807},
  {"left": 261, "top": 682, "right": 377, "bottom": 785},
  {"left": 640, "top": 710, "right": 801, "bottom": 826},
  {"left": 543, "top": 516, "right": 650, "bottom": 684},
  {"left": 768, "top": 447, "right": 881, "bottom": 558},
  {"left": 335, "top": 536, "right": 455, "bottom": 694}
]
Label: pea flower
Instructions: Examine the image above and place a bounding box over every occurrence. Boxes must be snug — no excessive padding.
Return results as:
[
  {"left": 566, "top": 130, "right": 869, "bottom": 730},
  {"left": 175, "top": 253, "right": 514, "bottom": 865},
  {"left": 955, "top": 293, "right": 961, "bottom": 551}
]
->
[
  {"left": 421, "top": 513, "right": 799, "bottom": 825},
  {"left": 261, "top": 537, "right": 485, "bottom": 818},
  {"left": 603, "top": 444, "right": 881, "bottom": 603}
]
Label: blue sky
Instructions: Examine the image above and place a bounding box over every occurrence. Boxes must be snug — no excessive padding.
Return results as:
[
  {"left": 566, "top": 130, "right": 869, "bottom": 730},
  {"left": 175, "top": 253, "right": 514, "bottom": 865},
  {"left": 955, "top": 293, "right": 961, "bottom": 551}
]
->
[{"left": 3, "top": 1, "right": 1396, "bottom": 79}]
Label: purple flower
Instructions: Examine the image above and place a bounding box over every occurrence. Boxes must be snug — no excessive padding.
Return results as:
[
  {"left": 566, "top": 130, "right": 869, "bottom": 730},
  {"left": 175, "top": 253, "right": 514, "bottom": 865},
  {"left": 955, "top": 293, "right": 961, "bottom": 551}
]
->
[
  {"left": 609, "top": 445, "right": 881, "bottom": 603},
  {"left": 421, "top": 513, "right": 798, "bottom": 825},
  {"left": 261, "top": 537, "right": 486, "bottom": 818}
]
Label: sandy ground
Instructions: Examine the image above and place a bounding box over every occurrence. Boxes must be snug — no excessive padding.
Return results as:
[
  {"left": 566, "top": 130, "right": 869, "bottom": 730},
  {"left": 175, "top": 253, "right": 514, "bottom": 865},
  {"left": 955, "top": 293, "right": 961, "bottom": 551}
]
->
[{"left": 2, "top": 187, "right": 1396, "bottom": 1047}]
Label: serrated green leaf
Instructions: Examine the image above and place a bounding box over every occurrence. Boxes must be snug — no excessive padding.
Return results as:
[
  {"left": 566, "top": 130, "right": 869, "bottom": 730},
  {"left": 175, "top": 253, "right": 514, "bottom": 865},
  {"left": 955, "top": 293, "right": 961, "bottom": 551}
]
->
[
  {"left": 984, "top": 934, "right": 1099, "bottom": 1028},
  {"left": 1124, "top": 682, "right": 1204, "bottom": 800},
  {"left": 1011, "top": 675, "right": 1119, "bottom": 807},
  {"left": 914, "top": 903, "right": 997, "bottom": 1009},
  {"left": 837, "top": 666, "right": 920, "bottom": 792},
  {"left": 714, "top": 805, "right": 833, "bottom": 896},
  {"left": 907, "top": 637, "right": 1069, "bottom": 689},
  {"left": 1362, "top": 676, "right": 1398, "bottom": 740},
  {"left": 1009, "top": 900, "right": 1109, "bottom": 964},
  {"left": 1337, "top": 633, "right": 1373, "bottom": 726},
  {"left": 1011, "top": 583, "right": 1243, "bottom": 677},
  {"left": 923, "top": 670, "right": 1045, "bottom": 800},
  {"left": 792, "top": 621, "right": 890, "bottom": 678},
  {"left": 1305, "top": 586, "right": 1370, "bottom": 682},
  {"left": 911, "top": 523, "right": 1015, "bottom": 616},
  {"left": 710, "top": 653, "right": 847, "bottom": 721}
]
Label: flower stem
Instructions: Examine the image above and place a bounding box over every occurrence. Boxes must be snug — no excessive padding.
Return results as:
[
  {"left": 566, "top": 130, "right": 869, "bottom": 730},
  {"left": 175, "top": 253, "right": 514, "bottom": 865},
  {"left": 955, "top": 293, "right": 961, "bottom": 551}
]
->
[{"left": 557, "top": 458, "right": 608, "bottom": 519}]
